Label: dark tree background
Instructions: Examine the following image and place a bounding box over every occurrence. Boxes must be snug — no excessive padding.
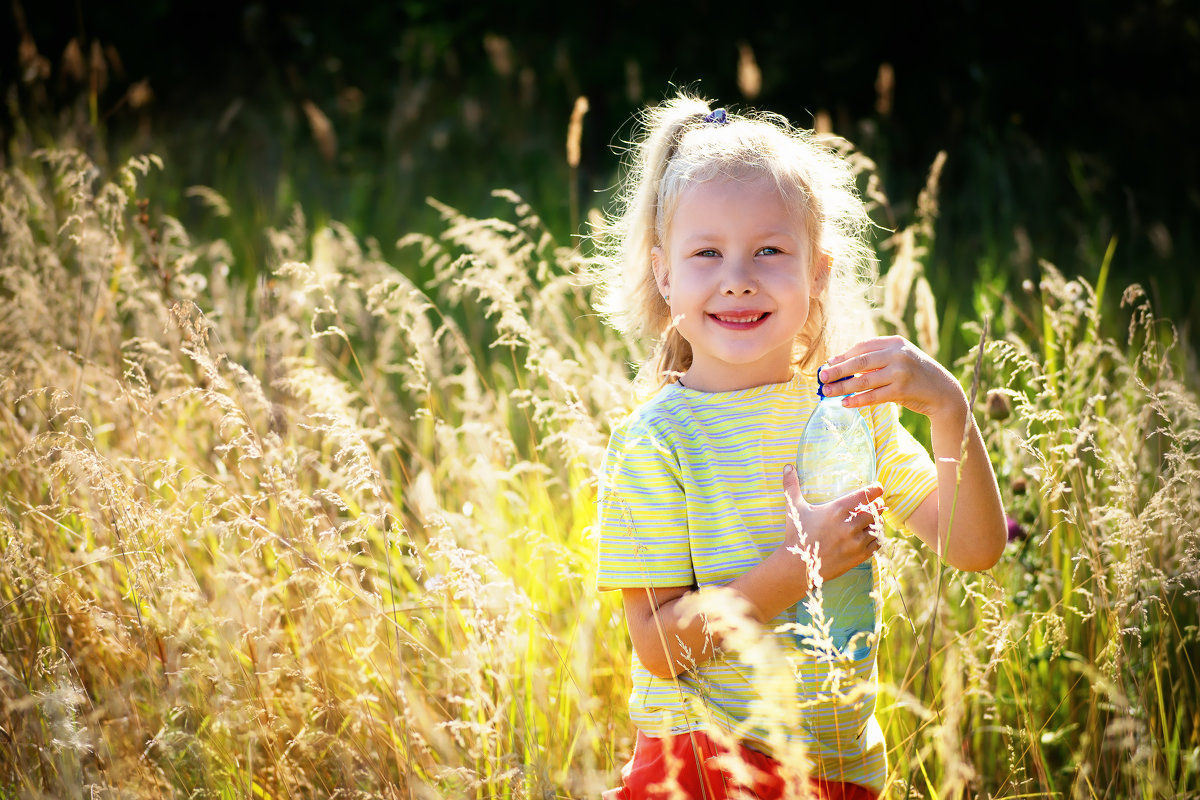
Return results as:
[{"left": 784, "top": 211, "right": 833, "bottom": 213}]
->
[{"left": 5, "top": 0, "right": 1198, "bottom": 334}]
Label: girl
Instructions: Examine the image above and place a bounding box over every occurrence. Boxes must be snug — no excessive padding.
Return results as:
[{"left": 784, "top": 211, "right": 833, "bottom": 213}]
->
[{"left": 594, "top": 95, "right": 1006, "bottom": 799}]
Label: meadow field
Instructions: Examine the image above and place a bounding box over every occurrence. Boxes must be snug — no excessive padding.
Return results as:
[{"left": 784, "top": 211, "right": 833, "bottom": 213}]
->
[
  {"left": 2, "top": 18, "right": 1200, "bottom": 794},
  {"left": 1, "top": 133, "right": 1197, "bottom": 799}
]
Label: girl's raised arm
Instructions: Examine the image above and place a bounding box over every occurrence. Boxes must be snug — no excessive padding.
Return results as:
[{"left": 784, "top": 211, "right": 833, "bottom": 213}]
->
[{"left": 818, "top": 335, "right": 1007, "bottom": 571}]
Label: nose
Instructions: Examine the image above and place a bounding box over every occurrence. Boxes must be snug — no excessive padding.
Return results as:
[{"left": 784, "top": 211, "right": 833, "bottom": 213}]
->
[{"left": 720, "top": 256, "right": 757, "bottom": 296}]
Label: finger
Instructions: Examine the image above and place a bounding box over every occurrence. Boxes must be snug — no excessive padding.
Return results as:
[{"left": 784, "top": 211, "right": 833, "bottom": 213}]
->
[
  {"left": 829, "top": 361, "right": 901, "bottom": 399},
  {"left": 846, "top": 507, "right": 883, "bottom": 533},
  {"left": 847, "top": 498, "right": 882, "bottom": 520},
  {"left": 819, "top": 348, "right": 893, "bottom": 385},
  {"left": 838, "top": 379, "right": 899, "bottom": 408},
  {"left": 782, "top": 463, "right": 800, "bottom": 493},
  {"left": 781, "top": 463, "right": 809, "bottom": 514},
  {"left": 847, "top": 489, "right": 883, "bottom": 523},
  {"left": 845, "top": 482, "right": 883, "bottom": 508},
  {"left": 823, "top": 335, "right": 906, "bottom": 370},
  {"left": 855, "top": 504, "right": 884, "bottom": 532},
  {"left": 825, "top": 336, "right": 892, "bottom": 365}
]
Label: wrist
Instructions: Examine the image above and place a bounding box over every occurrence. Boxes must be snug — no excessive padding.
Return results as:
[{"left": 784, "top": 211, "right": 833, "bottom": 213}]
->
[
  {"left": 927, "top": 384, "right": 969, "bottom": 429},
  {"left": 737, "top": 545, "right": 811, "bottom": 623},
  {"left": 776, "top": 540, "right": 817, "bottom": 600}
]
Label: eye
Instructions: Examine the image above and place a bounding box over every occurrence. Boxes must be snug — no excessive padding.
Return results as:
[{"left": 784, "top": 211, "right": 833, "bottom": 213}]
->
[
  {"left": 757, "top": 246, "right": 783, "bottom": 256},
  {"left": 693, "top": 248, "right": 720, "bottom": 258}
]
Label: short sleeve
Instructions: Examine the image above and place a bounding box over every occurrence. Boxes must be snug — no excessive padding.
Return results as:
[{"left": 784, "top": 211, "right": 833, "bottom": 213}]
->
[
  {"left": 870, "top": 402, "right": 938, "bottom": 532},
  {"left": 595, "top": 419, "right": 695, "bottom": 591}
]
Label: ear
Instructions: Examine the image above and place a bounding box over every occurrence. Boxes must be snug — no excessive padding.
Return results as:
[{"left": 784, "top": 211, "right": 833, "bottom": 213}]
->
[
  {"left": 651, "top": 246, "right": 670, "bottom": 297},
  {"left": 811, "top": 251, "right": 832, "bottom": 294}
]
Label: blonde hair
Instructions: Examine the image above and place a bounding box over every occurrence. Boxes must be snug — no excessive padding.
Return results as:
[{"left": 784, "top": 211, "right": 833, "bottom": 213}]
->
[{"left": 595, "top": 92, "right": 877, "bottom": 387}]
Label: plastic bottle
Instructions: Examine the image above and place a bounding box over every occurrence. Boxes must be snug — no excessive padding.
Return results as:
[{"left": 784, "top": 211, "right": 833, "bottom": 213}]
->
[
  {"left": 793, "top": 373, "right": 879, "bottom": 659},
  {"left": 796, "top": 375, "right": 877, "bottom": 501}
]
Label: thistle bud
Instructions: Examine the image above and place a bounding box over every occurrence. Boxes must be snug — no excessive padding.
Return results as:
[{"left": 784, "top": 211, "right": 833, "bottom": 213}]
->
[
  {"left": 1006, "top": 515, "right": 1027, "bottom": 542},
  {"left": 986, "top": 389, "right": 1011, "bottom": 421}
]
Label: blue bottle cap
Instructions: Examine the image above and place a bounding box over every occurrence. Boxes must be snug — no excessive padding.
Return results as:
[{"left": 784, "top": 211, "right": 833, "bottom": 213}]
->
[{"left": 816, "top": 372, "right": 854, "bottom": 400}]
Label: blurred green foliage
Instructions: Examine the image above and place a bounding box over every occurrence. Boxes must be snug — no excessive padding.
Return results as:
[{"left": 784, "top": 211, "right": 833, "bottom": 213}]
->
[{"left": 4, "top": 0, "right": 1198, "bottom": 352}]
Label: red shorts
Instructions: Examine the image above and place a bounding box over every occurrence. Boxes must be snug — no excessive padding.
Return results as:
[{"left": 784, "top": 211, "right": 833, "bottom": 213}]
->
[{"left": 604, "top": 730, "right": 879, "bottom": 800}]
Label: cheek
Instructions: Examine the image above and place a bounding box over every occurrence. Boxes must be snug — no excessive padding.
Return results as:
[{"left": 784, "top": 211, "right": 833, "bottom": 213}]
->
[
  {"left": 780, "top": 275, "right": 816, "bottom": 303},
  {"left": 786, "top": 291, "right": 814, "bottom": 329}
]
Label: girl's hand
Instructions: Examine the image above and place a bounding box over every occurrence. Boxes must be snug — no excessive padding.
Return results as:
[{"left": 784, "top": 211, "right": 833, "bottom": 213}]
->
[
  {"left": 818, "top": 335, "right": 967, "bottom": 424},
  {"left": 781, "top": 464, "right": 883, "bottom": 585}
]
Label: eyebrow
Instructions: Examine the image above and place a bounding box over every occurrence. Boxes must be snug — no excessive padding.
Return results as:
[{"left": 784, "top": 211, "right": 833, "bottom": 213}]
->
[{"left": 678, "top": 230, "right": 801, "bottom": 246}]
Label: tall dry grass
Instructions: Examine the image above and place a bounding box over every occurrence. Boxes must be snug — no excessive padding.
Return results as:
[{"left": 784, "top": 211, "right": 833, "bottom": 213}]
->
[
  {"left": 1, "top": 146, "right": 1197, "bottom": 798},
  {"left": 0, "top": 148, "right": 635, "bottom": 797}
]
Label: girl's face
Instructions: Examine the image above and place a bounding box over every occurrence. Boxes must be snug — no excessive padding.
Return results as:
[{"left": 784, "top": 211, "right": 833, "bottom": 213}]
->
[{"left": 652, "top": 176, "right": 823, "bottom": 393}]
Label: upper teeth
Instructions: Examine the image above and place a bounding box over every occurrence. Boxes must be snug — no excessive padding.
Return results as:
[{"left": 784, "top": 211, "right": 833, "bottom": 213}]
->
[{"left": 716, "top": 314, "right": 762, "bottom": 322}]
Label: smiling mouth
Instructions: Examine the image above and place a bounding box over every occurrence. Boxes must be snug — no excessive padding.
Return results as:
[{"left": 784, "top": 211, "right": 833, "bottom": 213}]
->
[
  {"left": 710, "top": 312, "right": 770, "bottom": 327},
  {"left": 710, "top": 314, "right": 768, "bottom": 323}
]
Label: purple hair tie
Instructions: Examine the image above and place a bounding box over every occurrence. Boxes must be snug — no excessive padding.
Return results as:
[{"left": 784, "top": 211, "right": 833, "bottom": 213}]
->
[{"left": 703, "top": 108, "right": 728, "bottom": 125}]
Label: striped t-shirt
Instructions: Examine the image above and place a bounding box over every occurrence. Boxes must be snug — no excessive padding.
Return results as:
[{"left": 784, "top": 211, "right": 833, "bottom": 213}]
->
[{"left": 596, "top": 374, "right": 937, "bottom": 793}]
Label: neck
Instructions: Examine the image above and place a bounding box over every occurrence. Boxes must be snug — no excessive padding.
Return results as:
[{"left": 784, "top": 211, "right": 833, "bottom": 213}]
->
[{"left": 677, "top": 368, "right": 794, "bottom": 393}]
